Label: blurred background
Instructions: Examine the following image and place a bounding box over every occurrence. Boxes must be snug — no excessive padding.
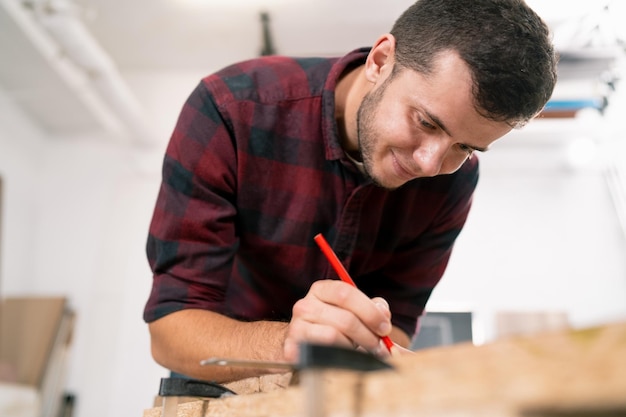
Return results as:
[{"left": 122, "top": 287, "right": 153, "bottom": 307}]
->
[{"left": 0, "top": 0, "right": 625, "bottom": 416}]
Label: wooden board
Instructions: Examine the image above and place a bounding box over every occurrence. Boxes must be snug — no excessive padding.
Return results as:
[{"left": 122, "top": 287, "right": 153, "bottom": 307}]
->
[{"left": 143, "top": 320, "right": 626, "bottom": 417}]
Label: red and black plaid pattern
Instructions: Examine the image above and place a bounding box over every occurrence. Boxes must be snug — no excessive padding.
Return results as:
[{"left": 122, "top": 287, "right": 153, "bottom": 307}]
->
[{"left": 143, "top": 49, "right": 479, "bottom": 338}]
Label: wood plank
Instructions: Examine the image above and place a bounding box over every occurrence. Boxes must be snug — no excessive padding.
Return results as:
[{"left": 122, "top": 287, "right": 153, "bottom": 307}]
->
[
  {"left": 143, "top": 321, "right": 626, "bottom": 417},
  {"left": 361, "top": 321, "right": 626, "bottom": 416}
]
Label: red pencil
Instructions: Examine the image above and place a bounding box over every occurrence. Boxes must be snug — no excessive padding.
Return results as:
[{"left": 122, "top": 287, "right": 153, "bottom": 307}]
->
[{"left": 313, "top": 233, "right": 394, "bottom": 354}]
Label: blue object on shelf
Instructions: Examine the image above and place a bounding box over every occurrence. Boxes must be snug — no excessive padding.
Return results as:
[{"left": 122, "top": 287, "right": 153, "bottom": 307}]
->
[{"left": 544, "top": 97, "right": 606, "bottom": 112}]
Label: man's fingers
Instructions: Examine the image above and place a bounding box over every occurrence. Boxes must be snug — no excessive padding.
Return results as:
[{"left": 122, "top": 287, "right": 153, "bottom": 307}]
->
[
  {"left": 291, "top": 295, "right": 380, "bottom": 350},
  {"left": 283, "top": 316, "right": 355, "bottom": 362},
  {"left": 308, "top": 280, "right": 392, "bottom": 337},
  {"left": 285, "top": 280, "right": 394, "bottom": 358},
  {"left": 371, "top": 297, "right": 391, "bottom": 320}
]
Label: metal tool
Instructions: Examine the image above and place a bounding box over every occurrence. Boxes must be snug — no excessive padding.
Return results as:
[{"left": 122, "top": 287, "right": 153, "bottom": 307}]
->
[
  {"left": 158, "top": 376, "right": 236, "bottom": 417},
  {"left": 201, "top": 343, "right": 391, "bottom": 372},
  {"left": 199, "top": 357, "right": 294, "bottom": 369},
  {"left": 201, "top": 343, "right": 394, "bottom": 417}
]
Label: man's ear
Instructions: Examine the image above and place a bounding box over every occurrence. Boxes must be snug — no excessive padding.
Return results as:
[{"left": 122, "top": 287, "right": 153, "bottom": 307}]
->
[{"left": 364, "top": 34, "right": 396, "bottom": 84}]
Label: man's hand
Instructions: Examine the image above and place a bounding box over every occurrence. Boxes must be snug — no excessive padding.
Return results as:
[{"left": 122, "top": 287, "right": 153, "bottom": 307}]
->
[
  {"left": 283, "top": 279, "right": 394, "bottom": 362},
  {"left": 148, "top": 282, "right": 411, "bottom": 383}
]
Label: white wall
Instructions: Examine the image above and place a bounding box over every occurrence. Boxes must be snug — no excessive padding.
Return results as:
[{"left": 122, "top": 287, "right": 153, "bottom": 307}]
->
[
  {"left": 29, "top": 137, "right": 168, "bottom": 417},
  {"left": 433, "top": 92, "right": 626, "bottom": 342},
  {"left": 1, "top": 70, "right": 626, "bottom": 417},
  {"left": 0, "top": 88, "right": 46, "bottom": 292},
  {"left": 0, "top": 85, "right": 170, "bottom": 417}
]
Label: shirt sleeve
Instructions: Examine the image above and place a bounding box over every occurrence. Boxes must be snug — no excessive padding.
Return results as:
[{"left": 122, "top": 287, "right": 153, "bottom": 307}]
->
[{"left": 143, "top": 79, "right": 239, "bottom": 323}]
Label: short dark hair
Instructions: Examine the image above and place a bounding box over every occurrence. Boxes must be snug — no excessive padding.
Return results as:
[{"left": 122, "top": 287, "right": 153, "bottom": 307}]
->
[{"left": 390, "top": 0, "right": 557, "bottom": 127}]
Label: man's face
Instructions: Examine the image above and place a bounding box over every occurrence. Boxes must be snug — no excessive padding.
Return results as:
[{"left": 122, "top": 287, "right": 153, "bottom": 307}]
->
[{"left": 356, "top": 50, "right": 512, "bottom": 189}]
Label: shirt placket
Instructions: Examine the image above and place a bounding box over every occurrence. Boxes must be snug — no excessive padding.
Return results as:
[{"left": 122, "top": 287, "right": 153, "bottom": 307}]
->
[{"left": 328, "top": 184, "right": 372, "bottom": 278}]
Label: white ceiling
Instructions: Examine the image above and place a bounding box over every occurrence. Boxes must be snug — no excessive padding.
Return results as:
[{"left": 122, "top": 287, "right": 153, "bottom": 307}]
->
[
  {"left": 77, "top": 0, "right": 418, "bottom": 71},
  {"left": 74, "top": 0, "right": 625, "bottom": 70},
  {"left": 0, "top": 0, "right": 623, "bottom": 145}
]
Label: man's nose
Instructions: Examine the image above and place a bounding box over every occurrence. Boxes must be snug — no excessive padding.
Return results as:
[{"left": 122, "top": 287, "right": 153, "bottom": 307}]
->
[{"left": 412, "top": 140, "right": 448, "bottom": 177}]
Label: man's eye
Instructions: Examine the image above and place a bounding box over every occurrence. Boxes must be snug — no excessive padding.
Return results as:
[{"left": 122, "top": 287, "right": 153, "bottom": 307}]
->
[
  {"left": 420, "top": 118, "right": 436, "bottom": 130},
  {"left": 459, "top": 144, "right": 474, "bottom": 155}
]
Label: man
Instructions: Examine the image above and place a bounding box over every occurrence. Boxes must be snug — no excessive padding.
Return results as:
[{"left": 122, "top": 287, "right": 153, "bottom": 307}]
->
[{"left": 144, "top": 0, "right": 557, "bottom": 383}]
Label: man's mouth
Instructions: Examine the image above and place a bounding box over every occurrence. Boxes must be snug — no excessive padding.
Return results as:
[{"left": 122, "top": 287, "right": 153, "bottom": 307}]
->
[{"left": 391, "top": 152, "right": 418, "bottom": 181}]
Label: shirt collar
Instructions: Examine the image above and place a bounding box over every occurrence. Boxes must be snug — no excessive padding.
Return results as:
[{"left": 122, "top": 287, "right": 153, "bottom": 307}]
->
[{"left": 321, "top": 48, "right": 370, "bottom": 162}]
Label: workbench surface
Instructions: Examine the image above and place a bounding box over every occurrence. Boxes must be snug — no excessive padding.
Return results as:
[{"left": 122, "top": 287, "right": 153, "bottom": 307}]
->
[{"left": 143, "top": 321, "right": 626, "bottom": 417}]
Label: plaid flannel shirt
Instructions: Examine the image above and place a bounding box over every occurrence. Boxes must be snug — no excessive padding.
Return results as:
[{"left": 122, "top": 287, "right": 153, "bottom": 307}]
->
[{"left": 143, "top": 48, "right": 479, "bottom": 338}]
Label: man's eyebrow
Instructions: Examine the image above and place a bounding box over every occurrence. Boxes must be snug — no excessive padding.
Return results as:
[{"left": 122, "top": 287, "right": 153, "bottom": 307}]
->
[
  {"left": 425, "top": 109, "right": 489, "bottom": 153},
  {"left": 425, "top": 109, "right": 452, "bottom": 137}
]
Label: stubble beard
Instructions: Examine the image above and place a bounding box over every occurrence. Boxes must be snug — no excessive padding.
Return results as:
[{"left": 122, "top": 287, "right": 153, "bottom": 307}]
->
[{"left": 356, "top": 79, "right": 397, "bottom": 190}]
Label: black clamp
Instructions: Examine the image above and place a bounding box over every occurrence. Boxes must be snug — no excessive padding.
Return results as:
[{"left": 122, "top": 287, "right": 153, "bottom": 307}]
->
[{"left": 158, "top": 377, "right": 236, "bottom": 399}]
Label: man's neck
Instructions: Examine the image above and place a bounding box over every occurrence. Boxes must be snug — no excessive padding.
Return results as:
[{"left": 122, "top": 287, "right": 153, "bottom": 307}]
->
[{"left": 334, "top": 64, "right": 366, "bottom": 155}]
